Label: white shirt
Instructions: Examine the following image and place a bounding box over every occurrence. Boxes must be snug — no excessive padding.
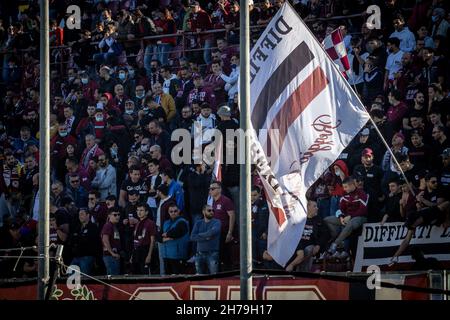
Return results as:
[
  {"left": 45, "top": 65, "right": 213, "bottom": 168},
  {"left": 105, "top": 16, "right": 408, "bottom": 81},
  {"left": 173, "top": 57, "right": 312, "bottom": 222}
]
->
[
  {"left": 163, "top": 74, "right": 178, "bottom": 94},
  {"left": 385, "top": 50, "right": 404, "bottom": 80}
]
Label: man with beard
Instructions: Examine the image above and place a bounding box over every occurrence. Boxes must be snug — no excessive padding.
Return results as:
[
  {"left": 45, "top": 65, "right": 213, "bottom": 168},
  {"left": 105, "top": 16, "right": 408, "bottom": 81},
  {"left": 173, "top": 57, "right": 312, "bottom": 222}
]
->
[
  {"left": 353, "top": 148, "right": 384, "bottom": 222},
  {"left": 12, "top": 126, "right": 38, "bottom": 162},
  {"left": 19, "top": 154, "right": 38, "bottom": 212},
  {"left": 419, "top": 47, "right": 445, "bottom": 87},
  {"left": 91, "top": 154, "right": 117, "bottom": 200},
  {"left": 408, "top": 130, "right": 435, "bottom": 171},
  {"left": 394, "top": 52, "right": 421, "bottom": 103},
  {"left": 24, "top": 108, "right": 39, "bottom": 137},
  {"left": 174, "top": 67, "right": 194, "bottom": 111},
  {"left": 385, "top": 37, "right": 404, "bottom": 91},
  {"left": 87, "top": 190, "right": 108, "bottom": 230},
  {"left": 403, "top": 92, "right": 426, "bottom": 130},
  {"left": 366, "top": 37, "right": 387, "bottom": 69},
  {"left": 187, "top": 74, "right": 216, "bottom": 110},
  {"left": 75, "top": 105, "right": 97, "bottom": 142}
]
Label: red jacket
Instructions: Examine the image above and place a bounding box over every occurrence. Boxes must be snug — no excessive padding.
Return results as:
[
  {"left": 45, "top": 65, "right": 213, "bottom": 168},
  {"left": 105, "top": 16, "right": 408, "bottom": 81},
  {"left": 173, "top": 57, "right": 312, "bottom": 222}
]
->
[
  {"left": 329, "top": 160, "right": 349, "bottom": 197},
  {"left": 339, "top": 188, "right": 368, "bottom": 218}
]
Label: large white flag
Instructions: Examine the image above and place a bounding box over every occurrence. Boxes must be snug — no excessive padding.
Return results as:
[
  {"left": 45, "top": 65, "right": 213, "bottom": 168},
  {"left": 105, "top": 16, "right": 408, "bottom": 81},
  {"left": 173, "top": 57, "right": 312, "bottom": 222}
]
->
[{"left": 248, "top": 3, "right": 370, "bottom": 266}]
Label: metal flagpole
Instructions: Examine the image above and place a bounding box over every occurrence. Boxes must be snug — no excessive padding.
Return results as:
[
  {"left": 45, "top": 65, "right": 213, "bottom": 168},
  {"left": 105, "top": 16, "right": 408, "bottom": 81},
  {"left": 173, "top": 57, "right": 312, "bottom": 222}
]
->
[
  {"left": 38, "top": 0, "right": 51, "bottom": 300},
  {"left": 239, "top": 0, "right": 252, "bottom": 300}
]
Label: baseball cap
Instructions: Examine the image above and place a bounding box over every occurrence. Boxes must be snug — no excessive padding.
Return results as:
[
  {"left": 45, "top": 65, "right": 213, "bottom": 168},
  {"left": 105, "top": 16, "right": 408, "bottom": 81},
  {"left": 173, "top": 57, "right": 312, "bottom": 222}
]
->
[
  {"left": 361, "top": 148, "right": 373, "bottom": 157},
  {"left": 217, "top": 105, "right": 231, "bottom": 117},
  {"left": 190, "top": 1, "right": 200, "bottom": 7},
  {"left": 441, "top": 148, "right": 450, "bottom": 159},
  {"left": 360, "top": 128, "right": 370, "bottom": 136}
]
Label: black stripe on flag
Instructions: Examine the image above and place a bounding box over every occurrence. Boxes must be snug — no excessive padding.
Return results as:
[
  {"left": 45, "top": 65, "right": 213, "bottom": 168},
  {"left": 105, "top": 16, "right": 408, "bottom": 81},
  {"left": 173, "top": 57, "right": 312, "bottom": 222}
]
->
[
  {"left": 251, "top": 41, "right": 315, "bottom": 130},
  {"left": 363, "top": 243, "right": 450, "bottom": 260}
]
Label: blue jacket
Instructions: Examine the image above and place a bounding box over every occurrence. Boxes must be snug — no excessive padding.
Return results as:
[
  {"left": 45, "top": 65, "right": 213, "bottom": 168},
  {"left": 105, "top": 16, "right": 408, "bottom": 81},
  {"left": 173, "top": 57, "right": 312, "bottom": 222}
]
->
[
  {"left": 168, "top": 180, "right": 184, "bottom": 212},
  {"left": 162, "top": 217, "right": 189, "bottom": 260},
  {"left": 190, "top": 218, "right": 221, "bottom": 252}
]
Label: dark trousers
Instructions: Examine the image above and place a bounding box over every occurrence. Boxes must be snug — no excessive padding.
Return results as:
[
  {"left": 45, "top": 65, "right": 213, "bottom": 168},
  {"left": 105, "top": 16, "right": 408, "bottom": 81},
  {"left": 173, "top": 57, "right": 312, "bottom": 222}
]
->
[
  {"left": 131, "top": 245, "right": 151, "bottom": 275},
  {"left": 164, "top": 258, "right": 186, "bottom": 275}
]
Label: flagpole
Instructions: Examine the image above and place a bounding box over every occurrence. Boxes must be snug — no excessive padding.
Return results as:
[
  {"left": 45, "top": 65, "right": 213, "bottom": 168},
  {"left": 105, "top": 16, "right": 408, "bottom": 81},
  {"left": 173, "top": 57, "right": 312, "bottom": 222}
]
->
[
  {"left": 239, "top": 0, "right": 252, "bottom": 300},
  {"left": 294, "top": 7, "right": 415, "bottom": 195},
  {"left": 38, "top": 0, "right": 50, "bottom": 300},
  {"left": 348, "top": 63, "right": 416, "bottom": 195}
]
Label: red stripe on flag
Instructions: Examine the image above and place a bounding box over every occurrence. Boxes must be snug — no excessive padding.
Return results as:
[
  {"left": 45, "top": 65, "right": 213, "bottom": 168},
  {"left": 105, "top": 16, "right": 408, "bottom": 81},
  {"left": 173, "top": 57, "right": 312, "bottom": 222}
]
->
[
  {"left": 262, "top": 187, "right": 286, "bottom": 227},
  {"left": 266, "top": 67, "right": 329, "bottom": 157},
  {"left": 326, "top": 47, "right": 339, "bottom": 60},
  {"left": 340, "top": 56, "right": 350, "bottom": 71},
  {"left": 331, "top": 28, "right": 343, "bottom": 45}
]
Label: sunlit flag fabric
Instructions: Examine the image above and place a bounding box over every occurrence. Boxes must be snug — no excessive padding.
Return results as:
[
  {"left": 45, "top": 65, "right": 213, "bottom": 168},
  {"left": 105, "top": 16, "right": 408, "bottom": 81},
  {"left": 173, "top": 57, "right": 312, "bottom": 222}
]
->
[
  {"left": 247, "top": 3, "right": 370, "bottom": 266},
  {"left": 323, "top": 28, "right": 351, "bottom": 79}
]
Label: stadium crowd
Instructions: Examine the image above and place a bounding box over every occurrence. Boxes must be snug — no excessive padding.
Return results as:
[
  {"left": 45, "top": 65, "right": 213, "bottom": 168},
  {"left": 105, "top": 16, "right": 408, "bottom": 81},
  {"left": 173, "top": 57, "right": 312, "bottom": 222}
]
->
[{"left": 0, "top": 0, "right": 449, "bottom": 277}]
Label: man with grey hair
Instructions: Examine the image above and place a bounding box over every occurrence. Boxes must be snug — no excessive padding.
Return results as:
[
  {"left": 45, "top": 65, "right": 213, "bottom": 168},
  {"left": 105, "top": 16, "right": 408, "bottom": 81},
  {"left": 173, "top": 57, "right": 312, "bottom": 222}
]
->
[{"left": 149, "top": 144, "right": 173, "bottom": 173}]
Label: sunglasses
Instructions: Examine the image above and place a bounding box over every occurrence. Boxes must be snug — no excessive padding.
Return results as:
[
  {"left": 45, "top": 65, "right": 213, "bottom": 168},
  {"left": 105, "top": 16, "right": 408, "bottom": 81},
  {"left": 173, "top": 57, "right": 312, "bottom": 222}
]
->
[
  {"left": 206, "top": 209, "right": 213, "bottom": 212},
  {"left": 111, "top": 213, "right": 120, "bottom": 217},
  {"left": 70, "top": 180, "right": 80, "bottom": 183}
]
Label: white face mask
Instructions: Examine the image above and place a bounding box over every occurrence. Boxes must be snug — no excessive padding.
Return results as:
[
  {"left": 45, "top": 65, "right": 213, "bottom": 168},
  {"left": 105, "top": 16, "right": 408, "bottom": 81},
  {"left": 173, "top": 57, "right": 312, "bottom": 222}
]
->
[
  {"left": 81, "top": 78, "right": 89, "bottom": 84},
  {"left": 141, "top": 144, "right": 149, "bottom": 152},
  {"left": 125, "top": 109, "right": 134, "bottom": 115},
  {"left": 95, "top": 115, "right": 104, "bottom": 122}
]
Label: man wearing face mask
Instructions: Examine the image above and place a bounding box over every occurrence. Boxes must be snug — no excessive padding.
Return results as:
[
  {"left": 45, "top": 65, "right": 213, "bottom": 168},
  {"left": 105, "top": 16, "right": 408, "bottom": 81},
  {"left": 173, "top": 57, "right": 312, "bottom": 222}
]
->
[
  {"left": 117, "top": 68, "right": 136, "bottom": 98},
  {"left": 93, "top": 108, "right": 106, "bottom": 140},
  {"left": 123, "top": 100, "right": 138, "bottom": 129},
  {"left": 76, "top": 105, "right": 97, "bottom": 142},
  {"left": 133, "top": 85, "right": 146, "bottom": 108},
  {"left": 138, "top": 137, "right": 151, "bottom": 158},
  {"left": 431, "top": 7, "right": 449, "bottom": 38},
  {"left": 51, "top": 122, "right": 77, "bottom": 178},
  {"left": 148, "top": 59, "right": 164, "bottom": 88}
]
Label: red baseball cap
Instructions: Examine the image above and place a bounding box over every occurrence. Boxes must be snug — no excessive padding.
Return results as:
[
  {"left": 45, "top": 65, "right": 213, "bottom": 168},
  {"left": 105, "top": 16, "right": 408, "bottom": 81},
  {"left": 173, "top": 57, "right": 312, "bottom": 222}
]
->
[{"left": 362, "top": 148, "right": 373, "bottom": 157}]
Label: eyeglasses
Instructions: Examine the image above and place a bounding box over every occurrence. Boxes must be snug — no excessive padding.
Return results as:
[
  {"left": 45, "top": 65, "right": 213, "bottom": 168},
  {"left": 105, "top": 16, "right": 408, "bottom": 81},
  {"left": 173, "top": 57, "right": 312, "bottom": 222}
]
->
[{"left": 111, "top": 213, "right": 120, "bottom": 217}]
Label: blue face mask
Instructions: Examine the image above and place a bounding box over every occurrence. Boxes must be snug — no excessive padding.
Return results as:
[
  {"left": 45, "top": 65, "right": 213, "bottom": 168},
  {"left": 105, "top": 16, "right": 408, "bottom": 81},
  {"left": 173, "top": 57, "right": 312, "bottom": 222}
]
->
[
  {"left": 431, "top": 15, "right": 438, "bottom": 22},
  {"left": 81, "top": 78, "right": 88, "bottom": 84},
  {"left": 128, "top": 70, "right": 135, "bottom": 77},
  {"left": 231, "top": 64, "right": 237, "bottom": 69},
  {"left": 119, "top": 73, "right": 126, "bottom": 80}
]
